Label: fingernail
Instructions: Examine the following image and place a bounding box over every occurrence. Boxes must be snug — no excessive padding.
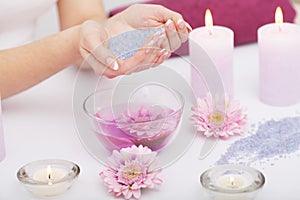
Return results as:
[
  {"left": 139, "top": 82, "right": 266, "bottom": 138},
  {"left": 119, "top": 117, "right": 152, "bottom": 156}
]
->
[
  {"left": 164, "top": 51, "right": 170, "bottom": 57},
  {"left": 159, "top": 49, "right": 166, "bottom": 56},
  {"left": 106, "top": 57, "right": 119, "bottom": 71},
  {"left": 177, "top": 19, "right": 185, "bottom": 30},
  {"left": 166, "top": 19, "right": 174, "bottom": 30},
  {"left": 112, "top": 61, "right": 119, "bottom": 70},
  {"left": 163, "top": 51, "right": 171, "bottom": 60},
  {"left": 185, "top": 22, "right": 193, "bottom": 32}
]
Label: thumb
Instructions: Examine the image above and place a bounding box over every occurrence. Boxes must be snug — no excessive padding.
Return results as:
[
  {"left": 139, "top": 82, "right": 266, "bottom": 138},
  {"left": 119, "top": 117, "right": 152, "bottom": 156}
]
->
[{"left": 80, "top": 20, "right": 120, "bottom": 71}]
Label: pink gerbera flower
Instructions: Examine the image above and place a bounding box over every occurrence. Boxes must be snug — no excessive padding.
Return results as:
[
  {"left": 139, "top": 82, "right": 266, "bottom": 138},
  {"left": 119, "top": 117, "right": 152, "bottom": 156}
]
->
[
  {"left": 100, "top": 145, "right": 162, "bottom": 199},
  {"left": 190, "top": 93, "right": 247, "bottom": 139},
  {"left": 117, "top": 105, "right": 178, "bottom": 138}
]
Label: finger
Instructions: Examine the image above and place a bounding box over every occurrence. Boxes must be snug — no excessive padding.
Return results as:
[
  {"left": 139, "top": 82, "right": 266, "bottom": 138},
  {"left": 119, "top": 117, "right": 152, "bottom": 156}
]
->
[
  {"left": 165, "top": 19, "right": 182, "bottom": 52},
  {"left": 121, "top": 47, "right": 158, "bottom": 74},
  {"left": 148, "top": 49, "right": 171, "bottom": 70},
  {"left": 175, "top": 19, "right": 189, "bottom": 43},
  {"left": 134, "top": 64, "right": 151, "bottom": 73},
  {"left": 154, "top": 5, "right": 183, "bottom": 24},
  {"left": 135, "top": 36, "right": 167, "bottom": 72},
  {"left": 80, "top": 47, "right": 119, "bottom": 78},
  {"left": 119, "top": 31, "right": 165, "bottom": 74},
  {"left": 140, "top": 33, "right": 170, "bottom": 69},
  {"left": 152, "top": 49, "right": 170, "bottom": 67},
  {"left": 156, "top": 5, "right": 192, "bottom": 32},
  {"left": 137, "top": 47, "right": 170, "bottom": 71},
  {"left": 90, "top": 45, "right": 121, "bottom": 71},
  {"left": 185, "top": 21, "right": 193, "bottom": 32},
  {"left": 80, "top": 20, "right": 120, "bottom": 71}
]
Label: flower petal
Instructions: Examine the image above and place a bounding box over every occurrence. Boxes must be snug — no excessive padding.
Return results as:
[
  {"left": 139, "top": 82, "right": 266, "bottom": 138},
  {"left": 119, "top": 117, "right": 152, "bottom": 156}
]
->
[
  {"left": 191, "top": 93, "right": 247, "bottom": 139},
  {"left": 133, "top": 188, "right": 141, "bottom": 199},
  {"left": 100, "top": 145, "right": 163, "bottom": 199}
]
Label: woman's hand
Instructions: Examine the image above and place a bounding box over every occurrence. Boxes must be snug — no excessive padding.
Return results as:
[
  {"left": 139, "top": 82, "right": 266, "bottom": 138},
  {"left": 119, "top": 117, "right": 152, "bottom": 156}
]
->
[
  {"left": 79, "top": 20, "right": 120, "bottom": 78},
  {"left": 79, "top": 4, "right": 192, "bottom": 77},
  {"left": 106, "top": 4, "right": 192, "bottom": 52}
]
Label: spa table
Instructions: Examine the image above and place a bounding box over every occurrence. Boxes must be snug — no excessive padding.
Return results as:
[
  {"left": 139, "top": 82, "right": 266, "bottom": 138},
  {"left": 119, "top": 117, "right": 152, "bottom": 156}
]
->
[{"left": 1, "top": 43, "right": 300, "bottom": 200}]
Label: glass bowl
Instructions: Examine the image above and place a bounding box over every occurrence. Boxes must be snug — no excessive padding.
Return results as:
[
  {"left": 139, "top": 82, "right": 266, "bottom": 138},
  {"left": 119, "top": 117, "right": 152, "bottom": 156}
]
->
[
  {"left": 200, "top": 165, "right": 265, "bottom": 200},
  {"left": 83, "top": 83, "right": 184, "bottom": 152},
  {"left": 17, "top": 159, "right": 80, "bottom": 197}
]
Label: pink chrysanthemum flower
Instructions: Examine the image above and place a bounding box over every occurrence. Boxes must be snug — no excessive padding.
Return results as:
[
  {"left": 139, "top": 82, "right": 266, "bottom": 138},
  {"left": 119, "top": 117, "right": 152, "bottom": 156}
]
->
[
  {"left": 117, "top": 105, "right": 178, "bottom": 137},
  {"left": 190, "top": 93, "right": 247, "bottom": 139},
  {"left": 100, "top": 145, "right": 162, "bottom": 199}
]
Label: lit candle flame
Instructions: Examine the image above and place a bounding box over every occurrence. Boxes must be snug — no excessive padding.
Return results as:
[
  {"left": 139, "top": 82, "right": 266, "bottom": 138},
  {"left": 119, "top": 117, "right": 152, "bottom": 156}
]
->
[
  {"left": 47, "top": 165, "right": 53, "bottom": 185},
  {"left": 205, "top": 9, "right": 213, "bottom": 35},
  {"left": 229, "top": 176, "right": 235, "bottom": 186},
  {"left": 275, "top": 6, "right": 283, "bottom": 31}
]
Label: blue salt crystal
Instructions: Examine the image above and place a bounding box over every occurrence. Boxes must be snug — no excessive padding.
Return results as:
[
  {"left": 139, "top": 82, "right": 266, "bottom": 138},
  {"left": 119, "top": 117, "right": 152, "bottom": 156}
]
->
[
  {"left": 109, "top": 28, "right": 164, "bottom": 60},
  {"left": 216, "top": 116, "right": 300, "bottom": 166}
]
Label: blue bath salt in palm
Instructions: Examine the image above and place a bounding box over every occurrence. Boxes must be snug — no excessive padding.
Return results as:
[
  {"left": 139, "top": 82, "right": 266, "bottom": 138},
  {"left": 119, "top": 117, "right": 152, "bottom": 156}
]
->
[
  {"left": 109, "top": 28, "right": 163, "bottom": 60},
  {"left": 216, "top": 116, "right": 300, "bottom": 166}
]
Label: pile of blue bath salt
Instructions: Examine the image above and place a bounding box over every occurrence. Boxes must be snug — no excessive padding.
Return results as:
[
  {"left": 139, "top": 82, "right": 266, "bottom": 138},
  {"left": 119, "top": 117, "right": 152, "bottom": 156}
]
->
[
  {"left": 216, "top": 116, "right": 300, "bottom": 166},
  {"left": 109, "top": 28, "right": 163, "bottom": 60}
]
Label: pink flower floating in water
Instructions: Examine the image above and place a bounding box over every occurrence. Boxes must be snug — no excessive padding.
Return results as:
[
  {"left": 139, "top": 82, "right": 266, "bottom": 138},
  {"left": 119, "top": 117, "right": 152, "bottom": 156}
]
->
[
  {"left": 118, "top": 105, "right": 179, "bottom": 138},
  {"left": 100, "top": 145, "right": 162, "bottom": 199},
  {"left": 190, "top": 93, "right": 247, "bottom": 139}
]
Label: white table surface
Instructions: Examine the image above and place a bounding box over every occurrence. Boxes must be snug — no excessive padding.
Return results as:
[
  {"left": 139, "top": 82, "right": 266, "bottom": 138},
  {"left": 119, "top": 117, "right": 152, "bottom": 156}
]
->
[
  {"left": 2, "top": 1, "right": 300, "bottom": 199},
  {"left": 1, "top": 42, "right": 300, "bottom": 200}
]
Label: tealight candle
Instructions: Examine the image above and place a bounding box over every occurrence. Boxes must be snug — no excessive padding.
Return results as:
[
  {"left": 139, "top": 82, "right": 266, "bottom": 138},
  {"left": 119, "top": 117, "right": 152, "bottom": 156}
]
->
[
  {"left": 258, "top": 7, "right": 300, "bottom": 106},
  {"left": 216, "top": 174, "right": 247, "bottom": 189},
  {"left": 17, "top": 159, "right": 80, "bottom": 197},
  {"left": 190, "top": 9, "right": 234, "bottom": 98},
  {"left": 200, "top": 165, "right": 265, "bottom": 200},
  {"left": 32, "top": 165, "right": 65, "bottom": 185}
]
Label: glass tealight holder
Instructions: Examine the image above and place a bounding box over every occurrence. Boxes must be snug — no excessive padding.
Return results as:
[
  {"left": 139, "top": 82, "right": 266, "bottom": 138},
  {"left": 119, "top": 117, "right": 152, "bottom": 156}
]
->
[
  {"left": 200, "top": 165, "right": 265, "bottom": 200},
  {"left": 17, "top": 159, "right": 80, "bottom": 197}
]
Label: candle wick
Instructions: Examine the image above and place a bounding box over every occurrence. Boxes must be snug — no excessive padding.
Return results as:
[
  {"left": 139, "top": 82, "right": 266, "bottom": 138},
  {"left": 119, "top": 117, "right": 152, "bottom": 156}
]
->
[
  {"left": 277, "top": 22, "right": 283, "bottom": 32},
  {"left": 208, "top": 28, "right": 212, "bottom": 36},
  {"left": 48, "top": 173, "right": 53, "bottom": 185},
  {"left": 229, "top": 176, "right": 235, "bottom": 187}
]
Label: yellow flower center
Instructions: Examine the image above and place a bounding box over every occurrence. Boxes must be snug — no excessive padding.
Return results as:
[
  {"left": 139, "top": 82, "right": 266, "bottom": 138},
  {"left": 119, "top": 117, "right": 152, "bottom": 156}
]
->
[
  {"left": 210, "top": 111, "right": 225, "bottom": 126},
  {"left": 123, "top": 165, "right": 142, "bottom": 180}
]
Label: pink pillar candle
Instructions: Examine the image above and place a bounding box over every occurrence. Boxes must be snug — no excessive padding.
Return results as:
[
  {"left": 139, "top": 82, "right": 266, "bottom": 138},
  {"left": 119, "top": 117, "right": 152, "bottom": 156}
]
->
[
  {"left": 258, "top": 8, "right": 300, "bottom": 106},
  {"left": 190, "top": 9, "right": 234, "bottom": 98}
]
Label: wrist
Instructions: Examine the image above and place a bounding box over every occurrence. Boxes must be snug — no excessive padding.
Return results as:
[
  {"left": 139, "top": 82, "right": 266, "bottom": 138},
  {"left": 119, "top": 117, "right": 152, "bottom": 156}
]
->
[
  {"left": 102, "top": 14, "right": 126, "bottom": 37},
  {"left": 70, "top": 25, "right": 82, "bottom": 62},
  {"left": 60, "top": 25, "right": 82, "bottom": 63}
]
